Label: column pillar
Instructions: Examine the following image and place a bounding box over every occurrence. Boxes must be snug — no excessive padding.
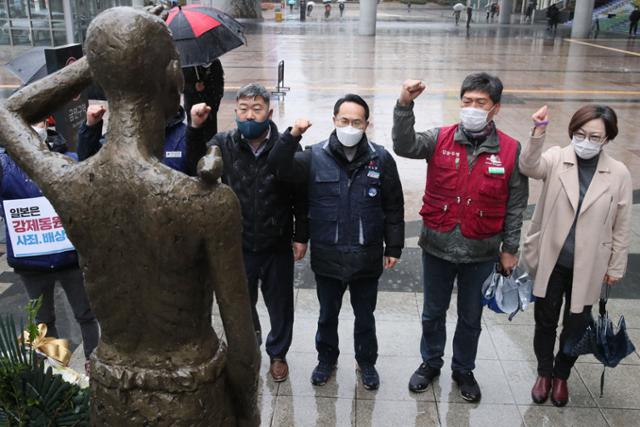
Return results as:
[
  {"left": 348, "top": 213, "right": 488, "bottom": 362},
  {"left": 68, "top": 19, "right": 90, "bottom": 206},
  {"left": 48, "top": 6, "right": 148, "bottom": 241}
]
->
[
  {"left": 358, "top": 0, "right": 377, "bottom": 36},
  {"left": 499, "top": 0, "right": 513, "bottom": 24},
  {"left": 570, "top": 0, "right": 594, "bottom": 38},
  {"left": 62, "top": 0, "right": 74, "bottom": 44}
]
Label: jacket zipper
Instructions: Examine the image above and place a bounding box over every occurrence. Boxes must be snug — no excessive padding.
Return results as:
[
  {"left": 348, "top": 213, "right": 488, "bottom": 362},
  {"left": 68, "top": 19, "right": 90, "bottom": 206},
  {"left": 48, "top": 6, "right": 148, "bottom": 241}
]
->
[{"left": 253, "top": 157, "right": 259, "bottom": 251}]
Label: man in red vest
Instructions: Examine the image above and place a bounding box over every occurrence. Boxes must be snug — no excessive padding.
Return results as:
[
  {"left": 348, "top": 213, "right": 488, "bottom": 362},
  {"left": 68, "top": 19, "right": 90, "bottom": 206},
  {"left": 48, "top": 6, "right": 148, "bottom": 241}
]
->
[{"left": 393, "top": 73, "right": 528, "bottom": 402}]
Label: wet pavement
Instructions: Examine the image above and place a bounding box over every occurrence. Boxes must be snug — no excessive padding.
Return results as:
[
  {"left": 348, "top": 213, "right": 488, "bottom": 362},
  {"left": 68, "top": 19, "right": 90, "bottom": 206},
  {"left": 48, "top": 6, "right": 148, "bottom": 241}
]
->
[{"left": 1, "top": 6, "right": 640, "bottom": 426}]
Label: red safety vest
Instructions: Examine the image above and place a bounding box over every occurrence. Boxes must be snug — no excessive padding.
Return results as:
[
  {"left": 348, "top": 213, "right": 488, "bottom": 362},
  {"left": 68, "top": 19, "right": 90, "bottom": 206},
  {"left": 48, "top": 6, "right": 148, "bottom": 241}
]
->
[{"left": 420, "top": 124, "right": 517, "bottom": 240}]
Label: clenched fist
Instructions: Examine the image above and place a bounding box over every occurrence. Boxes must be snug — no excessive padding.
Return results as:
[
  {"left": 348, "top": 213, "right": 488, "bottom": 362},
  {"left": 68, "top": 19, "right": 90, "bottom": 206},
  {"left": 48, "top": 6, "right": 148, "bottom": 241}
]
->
[
  {"left": 190, "top": 102, "right": 211, "bottom": 129},
  {"left": 291, "top": 119, "right": 312, "bottom": 137},
  {"left": 399, "top": 80, "right": 427, "bottom": 107},
  {"left": 531, "top": 105, "right": 549, "bottom": 137},
  {"left": 86, "top": 104, "right": 107, "bottom": 126}
]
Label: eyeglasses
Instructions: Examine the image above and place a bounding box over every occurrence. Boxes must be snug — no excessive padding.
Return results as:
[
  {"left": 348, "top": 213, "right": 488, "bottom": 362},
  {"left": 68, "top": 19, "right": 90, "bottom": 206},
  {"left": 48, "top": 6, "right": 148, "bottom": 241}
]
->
[
  {"left": 573, "top": 132, "right": 606, "bottom": 145},
  {"left": 335, "top": 117, "right": 366, "bottom": 130}
]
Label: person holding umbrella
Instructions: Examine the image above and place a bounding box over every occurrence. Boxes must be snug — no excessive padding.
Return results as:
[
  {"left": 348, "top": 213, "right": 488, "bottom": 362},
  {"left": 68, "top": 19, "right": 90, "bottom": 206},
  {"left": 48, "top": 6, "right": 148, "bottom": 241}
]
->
[
  {"left": 520, "top": 105, "right": 632, "bottom": 407},
  {"left": 183, "top": 60, "right": 224, "bottom": 142},
  {"left": 453, "top": 3, "right": 465, "bottom": 25},
  {"left": 163, "top": 4, "right": 245, "bottom": 142}
]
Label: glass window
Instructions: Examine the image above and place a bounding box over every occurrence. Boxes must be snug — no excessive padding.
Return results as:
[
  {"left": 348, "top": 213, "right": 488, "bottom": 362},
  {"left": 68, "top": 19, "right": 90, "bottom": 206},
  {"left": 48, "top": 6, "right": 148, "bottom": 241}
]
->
[
  {"left": 52, "top": 28, "right": 66, "bottom": 45},
  {"left": 8, "top": 1, "right": 29, "bottom": 19},
  {"left": 10, "top": 27, "right": 32, "bottom": 45},
  {"left": 32, "top": 29, "right": 51, "bottom": 45},
  {"left": 0, "top": 21, "right": 9, "bottom": 44}
]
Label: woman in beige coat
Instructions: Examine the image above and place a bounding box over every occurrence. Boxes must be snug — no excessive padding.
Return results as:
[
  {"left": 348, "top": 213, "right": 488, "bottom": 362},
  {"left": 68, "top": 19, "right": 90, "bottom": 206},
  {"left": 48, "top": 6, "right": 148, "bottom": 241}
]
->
[{"left": 520, "top": 105, "right": 632, "bottom": 407}]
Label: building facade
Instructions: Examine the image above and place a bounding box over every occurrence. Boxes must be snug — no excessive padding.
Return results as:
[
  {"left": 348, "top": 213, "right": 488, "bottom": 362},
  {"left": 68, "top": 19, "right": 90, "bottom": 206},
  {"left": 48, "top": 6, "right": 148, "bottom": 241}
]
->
[{"left": 0, "top": 0, "right": 134, "bottom": 47}]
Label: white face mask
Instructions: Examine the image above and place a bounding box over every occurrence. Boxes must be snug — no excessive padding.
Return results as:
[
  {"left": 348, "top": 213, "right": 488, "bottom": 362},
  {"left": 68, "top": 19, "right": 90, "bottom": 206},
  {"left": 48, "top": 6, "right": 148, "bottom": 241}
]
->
[
  {"left": 32, "top": 126, "right": 47, "bottom": 141},
  {"left": 571, "top": 136, "right": 603, "bottom": 159},
  {"left": 460, "top": 107, "right": 492, "bottom": 131},
  {"left": 335, "top": 125, "right": 364, "bottom": 147}
]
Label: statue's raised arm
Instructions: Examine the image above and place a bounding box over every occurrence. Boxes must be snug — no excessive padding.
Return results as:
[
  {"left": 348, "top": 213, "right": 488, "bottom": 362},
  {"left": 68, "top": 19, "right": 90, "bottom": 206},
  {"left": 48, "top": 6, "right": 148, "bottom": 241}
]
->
[{"left": 0, "top": 58, "right": 90, "bottom": 202}]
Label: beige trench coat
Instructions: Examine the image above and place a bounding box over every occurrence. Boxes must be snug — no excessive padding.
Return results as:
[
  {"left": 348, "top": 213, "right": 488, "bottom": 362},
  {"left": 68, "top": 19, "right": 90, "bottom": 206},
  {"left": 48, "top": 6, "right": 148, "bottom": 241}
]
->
[{"left": 519, "top": 134, "right": 632, "bottom": 313}]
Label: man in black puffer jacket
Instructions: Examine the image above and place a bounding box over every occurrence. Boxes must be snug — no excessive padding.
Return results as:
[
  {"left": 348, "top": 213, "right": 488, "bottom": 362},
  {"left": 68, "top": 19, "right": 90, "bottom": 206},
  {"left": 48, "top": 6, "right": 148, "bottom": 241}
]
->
[{"left": 186, "top": 83, "right": 311, "bottom": 383}]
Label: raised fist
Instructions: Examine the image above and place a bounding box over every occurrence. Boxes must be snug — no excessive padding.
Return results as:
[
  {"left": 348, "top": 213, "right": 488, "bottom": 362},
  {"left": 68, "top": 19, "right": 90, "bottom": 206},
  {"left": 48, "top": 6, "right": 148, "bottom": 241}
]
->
[
  {"left": 399, "top": 80, "right": 427, "bottom": 106},
  {"left": 86, "top": 104, "right": 107, "bottom": 127},
  {"left": 532, "top": 105, "right": 549, "bottom": 125},
  {"left": 291, "top": 119, "right": 312, "bottom": 137},
  {"left": 190, "top": 103, "right": 211, "bottom": 129}
]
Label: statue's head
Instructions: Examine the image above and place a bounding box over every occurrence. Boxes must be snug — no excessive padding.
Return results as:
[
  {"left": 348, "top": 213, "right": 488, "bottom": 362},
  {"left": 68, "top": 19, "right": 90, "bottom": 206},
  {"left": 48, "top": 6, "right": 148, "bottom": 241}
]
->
[{"left": 85, "top": 7, "right": 184, "bottom": 120}]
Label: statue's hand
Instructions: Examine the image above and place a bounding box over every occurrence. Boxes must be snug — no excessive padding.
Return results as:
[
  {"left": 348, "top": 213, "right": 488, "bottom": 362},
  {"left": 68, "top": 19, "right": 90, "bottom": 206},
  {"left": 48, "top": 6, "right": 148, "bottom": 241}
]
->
[
  {"left": 197, "top": 145, "right": 223, "bottom": 184},
  {"left": 145, "top": 4, "right": 169, "bottom": 20}
]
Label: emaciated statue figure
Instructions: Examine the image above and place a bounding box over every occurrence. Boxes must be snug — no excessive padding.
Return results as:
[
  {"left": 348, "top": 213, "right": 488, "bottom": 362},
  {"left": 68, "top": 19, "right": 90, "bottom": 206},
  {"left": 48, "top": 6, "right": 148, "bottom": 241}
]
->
[{"left": 0, "top": 7, "right": 259, "bottom": 426}]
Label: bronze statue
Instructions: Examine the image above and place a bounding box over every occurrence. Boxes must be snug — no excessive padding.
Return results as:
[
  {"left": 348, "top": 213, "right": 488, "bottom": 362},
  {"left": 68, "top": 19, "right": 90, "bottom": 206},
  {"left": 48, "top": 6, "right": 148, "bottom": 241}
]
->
[{"left": 0, "top": 7, "right": 259, "bottom": 426}]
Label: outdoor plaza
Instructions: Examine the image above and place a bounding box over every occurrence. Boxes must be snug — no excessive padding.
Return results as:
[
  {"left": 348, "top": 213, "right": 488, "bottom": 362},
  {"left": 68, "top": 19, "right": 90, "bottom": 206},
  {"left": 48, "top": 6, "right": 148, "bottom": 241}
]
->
[{"left": 1, "top": 1, "right": 640, "bottom": 426}]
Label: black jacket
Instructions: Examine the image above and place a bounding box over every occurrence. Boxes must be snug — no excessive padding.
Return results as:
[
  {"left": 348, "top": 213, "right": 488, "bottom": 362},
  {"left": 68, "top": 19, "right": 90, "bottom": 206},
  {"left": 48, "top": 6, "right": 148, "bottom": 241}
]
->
[
  {"left": 185, "top": 121, "right": 309, "bottom": 253},
  {"left": 267, "top": 132, "right": 404, "bottom": 281}
]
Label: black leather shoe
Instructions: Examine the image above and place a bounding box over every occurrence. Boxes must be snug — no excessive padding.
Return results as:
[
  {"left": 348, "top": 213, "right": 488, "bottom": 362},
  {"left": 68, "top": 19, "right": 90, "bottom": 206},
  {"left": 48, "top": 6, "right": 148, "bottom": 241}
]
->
[
  {"left": 408, "top": 363, "right": 440, "bottom": 393},
  {"left": 452, "top": 370, "right": 482, "bottom": 402}
]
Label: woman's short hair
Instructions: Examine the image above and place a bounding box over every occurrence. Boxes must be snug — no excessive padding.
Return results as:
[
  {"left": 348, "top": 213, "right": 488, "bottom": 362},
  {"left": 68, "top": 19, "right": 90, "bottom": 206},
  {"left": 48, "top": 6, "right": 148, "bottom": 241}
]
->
[{"left": 568, "top": 105, "right": 618, "bottom": 141}]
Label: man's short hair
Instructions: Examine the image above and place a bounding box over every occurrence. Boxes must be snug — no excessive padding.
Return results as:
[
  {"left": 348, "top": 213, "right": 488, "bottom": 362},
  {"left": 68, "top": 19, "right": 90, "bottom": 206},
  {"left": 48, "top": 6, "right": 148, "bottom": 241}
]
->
[
  {"left": 460, "top": 72, "right": 503, "bottom": 104},
  {"left": 236, "top": 83, "right": 270, "bottom": 107},
  {"left": 333, "top": 94, "right": 370, "bottom": 120}
]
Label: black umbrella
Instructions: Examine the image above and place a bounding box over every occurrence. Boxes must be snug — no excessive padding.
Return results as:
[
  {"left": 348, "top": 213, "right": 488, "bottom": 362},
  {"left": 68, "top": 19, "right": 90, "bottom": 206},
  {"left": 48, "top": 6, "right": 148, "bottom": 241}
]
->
[
  {"left": 4, "top": 47, "right": 47, "bottom": 86},
  {"left": 564, "top": 285, "right": 635, "bottom": 397},
  {"left": 3, "top": 47, "right": 106, "bottom": 100},
  {"left": 166, "top": 5, "right": 246, "bottom": 68}
]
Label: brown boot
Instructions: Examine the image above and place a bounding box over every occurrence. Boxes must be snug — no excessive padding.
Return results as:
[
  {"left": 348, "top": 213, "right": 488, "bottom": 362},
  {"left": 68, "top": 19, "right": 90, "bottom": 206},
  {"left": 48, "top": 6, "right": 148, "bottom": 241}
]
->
[
  {"left": 270, "top": 358, "right": 289, "bottom": 382},
  {"left": 551, "top": 377, "right": 569, "bottom": 407},
  {"left": 531, "top": 376, "right": 552, "bottom": 404}
]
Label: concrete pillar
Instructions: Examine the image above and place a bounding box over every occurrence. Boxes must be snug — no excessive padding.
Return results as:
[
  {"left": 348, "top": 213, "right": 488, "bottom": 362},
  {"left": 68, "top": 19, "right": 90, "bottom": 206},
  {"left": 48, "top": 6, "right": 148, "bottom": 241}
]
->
[
  {"left": 62, "top": 0, "right": 74, "bottom": 44},
  {"left": 358, "top": 0, "right": 377, "bottom": 36},
  {"left": 570, "top": 0, "right": 594, "bottom": 38},
  {"left": 132, "top": 0, "right": 145, "bottom": 7},
  {"left": 499, "top": 0, "right": 512, "bottom": 24}
]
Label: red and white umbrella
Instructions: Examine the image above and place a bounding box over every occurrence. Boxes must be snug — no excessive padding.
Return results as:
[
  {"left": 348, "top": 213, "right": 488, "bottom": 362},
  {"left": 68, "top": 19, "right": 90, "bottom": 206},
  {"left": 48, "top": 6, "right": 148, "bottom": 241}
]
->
[{"left": 166, "top": 5, "right": 246, "bottom": 68}]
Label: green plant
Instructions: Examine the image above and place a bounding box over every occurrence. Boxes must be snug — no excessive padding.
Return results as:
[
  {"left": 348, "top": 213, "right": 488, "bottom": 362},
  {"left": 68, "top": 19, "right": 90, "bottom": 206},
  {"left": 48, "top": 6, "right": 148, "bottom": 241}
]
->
[{"left": 0, "top": 299, "right": 90, "bottom": 426}]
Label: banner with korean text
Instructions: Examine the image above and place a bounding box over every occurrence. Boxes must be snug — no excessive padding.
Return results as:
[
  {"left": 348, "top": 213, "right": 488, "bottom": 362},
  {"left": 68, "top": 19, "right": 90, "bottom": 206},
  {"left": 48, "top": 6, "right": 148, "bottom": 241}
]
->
[{"left": 3, "top": 197, "right": 74, "bottom": 257}]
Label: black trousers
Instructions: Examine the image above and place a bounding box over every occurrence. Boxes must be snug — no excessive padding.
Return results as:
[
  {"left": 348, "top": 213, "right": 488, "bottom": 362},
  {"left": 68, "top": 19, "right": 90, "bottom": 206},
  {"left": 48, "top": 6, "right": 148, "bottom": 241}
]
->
[
  {"left": 315, "top": 274, "right": 378, "bottom": 366},
  {"left": 244, "top": 248, "right": 294, "bottom": 360},
  {"left": 630, "top": 21, "right": 639, "bottom": 35},
  {"left": 533, "top": 263, "right": 592, "bottom": 380},
  {"left": 19, "top": 267, "right": 99, "bottom": 360}
]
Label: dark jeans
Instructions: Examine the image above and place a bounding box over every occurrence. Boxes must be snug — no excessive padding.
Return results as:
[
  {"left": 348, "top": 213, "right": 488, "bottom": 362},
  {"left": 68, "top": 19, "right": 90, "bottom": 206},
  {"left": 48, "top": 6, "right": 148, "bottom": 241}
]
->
[
  {"left": 19, "top": 267, "right": 99, "bottom": 360},
  {"left": 534, "top": 263, "right": 592, "bottom": 380},
  {"left": 315, "top": 274, "right": 378, "bottom": 366},
  {"left": 420, "top": 251, "right": 494, "bottom": 373},
  {"left": 631, "top": 21, "right": 638, "bottom": 35},
  {"left": 244, "top": 248, "right": 294, "bottom": 360}
]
